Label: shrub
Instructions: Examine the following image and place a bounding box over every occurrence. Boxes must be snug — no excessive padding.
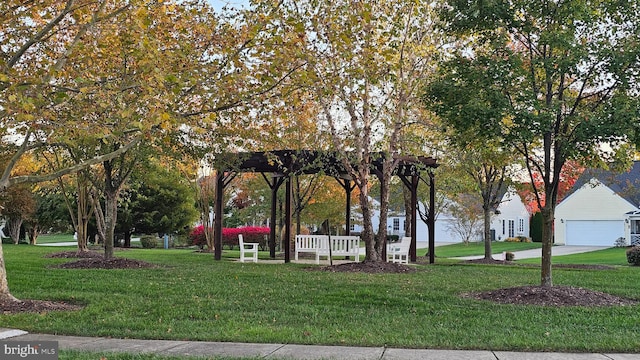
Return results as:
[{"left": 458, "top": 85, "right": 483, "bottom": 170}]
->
[
  {"left": 626, "top": 246, "right": 640, "bottom": 266},
  {"left": 614, "top": 237, "right": 627, "bottom": 248},
  {"left": 374, "top": 234, "right": 400, "bottom": 243},
  {"left": 226, "top": 226, "right": 270, "bottom": 250},
  {"left": 172, "top": 234, "right": 189, "bottom": 248},
  {"left": 530, "top": 212, "right": 543, "bottom": 242},
  {"left": 188, "top": 225, "right": 207, "bottom": 249},
  {"left": 140, "top": 235, "right": 158, "bottom": 249},
  {"left": 504, "top": 236, "right": 532, "bottom": 243},
  {"left": 387, "top": 235, "right": 400, "bottom": 243},
  {"left": 517, "top": 236, "right": 532, "bottom": 243},
  {"left": 188, "top": 225, "right": 270, "bottom": 250},
  {"left": 505, "top": 252, "right": 515, "bottom": 261}
]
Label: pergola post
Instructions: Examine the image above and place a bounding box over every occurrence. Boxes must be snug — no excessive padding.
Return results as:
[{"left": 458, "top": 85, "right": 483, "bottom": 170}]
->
[
  {"left": 428, "top": 171, "right": 436, "bottom": 264},
  {"left": 398, "top": 173, "right": 419, "bottom": 263},
  {"left": 262, "top": 173, "right": 285, "bottom": 258},
  {"left": 214, "top": 171, "right": 225, "bottom": 261},
  {"left": 410, "top": 174, "right": 418, "bottom": 262},
  {"left": 284, "top": 175, "right": 292, "bottom": 263},
  {"left": 336, "top": 177, "right": 355, "bottom": 235}
]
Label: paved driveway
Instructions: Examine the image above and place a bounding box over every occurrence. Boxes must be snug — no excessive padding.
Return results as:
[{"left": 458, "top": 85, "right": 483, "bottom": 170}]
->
[{"left": 456, "top": 245, "right": 610, "bottom": 261}]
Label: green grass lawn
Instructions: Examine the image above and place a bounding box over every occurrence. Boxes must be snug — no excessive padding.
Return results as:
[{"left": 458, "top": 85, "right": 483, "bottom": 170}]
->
[
  {"left": 518, "top": 247, "right": 629, "bottom": 266},
  {"left": 430, "top": 241, "right": 542, "bottom": 258},
  {"left": 60, "top": 350, "right": 248, "bottom": 360},
  {"left": 2, "top": 244, "right": 640, "bottom": 353},
  {"left": 34, "top": 233, "right": 76, "bottom": 244}
]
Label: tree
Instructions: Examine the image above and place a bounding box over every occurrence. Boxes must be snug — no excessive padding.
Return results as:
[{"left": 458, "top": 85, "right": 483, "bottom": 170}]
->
[
  {"left": 285, "top": 0, "right": 443, "bottom": 262},
  {"left": 0, "top": 0, "right": 233, "bottom": 301},
  {"left": 1, "top": 184, "right": 36, "bottom": 244},
  {"left": 117, "top": 162, "right": 198, "bottom": 242},
  {"left": 194, "top": 174, "right": 217, "bottom": 252},
  {"left": 24, "top": 186, "right": 74, "bottom": 245},
  {"left": 446, "top": 193, "right": 484, "bottom": 244},
  {"left": 430, "top": 0, "right": 640, "bottom": 286},
  {"left": 457, "top": 146, "right": 515, "bottom": 259}
]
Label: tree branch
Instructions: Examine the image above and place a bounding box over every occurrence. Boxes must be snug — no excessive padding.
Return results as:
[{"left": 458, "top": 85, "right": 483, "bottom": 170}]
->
[{"left": 4, "top": 137, "right": 141, "bottom": 189}]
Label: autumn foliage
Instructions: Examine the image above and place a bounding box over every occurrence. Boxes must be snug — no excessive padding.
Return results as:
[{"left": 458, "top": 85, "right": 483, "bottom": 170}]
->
[
  {"left": 188, "top": 225, "right": 270, "bottom": 250},
  {"left": 518, "top": 161, "right": 584, "bottom": 213}
]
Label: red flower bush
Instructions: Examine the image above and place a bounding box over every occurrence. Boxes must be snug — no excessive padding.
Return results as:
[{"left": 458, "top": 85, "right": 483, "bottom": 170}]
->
[
  {"left": 188, "top": 225, "right": 270, "bottom": 250},
  {"left": 188, "top": 225, "right": 208, "bottom": 248}
]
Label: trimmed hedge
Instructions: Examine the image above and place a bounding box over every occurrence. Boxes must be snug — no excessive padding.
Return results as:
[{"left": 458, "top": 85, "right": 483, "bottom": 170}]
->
[{"left": 188, "top": 225, "right": 270, "bottom": 250}]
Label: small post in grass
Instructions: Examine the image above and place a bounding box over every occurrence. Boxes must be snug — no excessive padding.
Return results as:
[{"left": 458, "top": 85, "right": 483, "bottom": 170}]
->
[{"left": 326, "top": 219, "right": 333, "bottom": 266}]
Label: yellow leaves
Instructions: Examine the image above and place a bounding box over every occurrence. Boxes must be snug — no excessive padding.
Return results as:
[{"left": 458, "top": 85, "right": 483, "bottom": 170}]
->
[
  {"left": 160, "top": 112, "right": 172, "bottom": 122},
  {"left": 134, "top": 6, "right": 152, "bottom": 30}
]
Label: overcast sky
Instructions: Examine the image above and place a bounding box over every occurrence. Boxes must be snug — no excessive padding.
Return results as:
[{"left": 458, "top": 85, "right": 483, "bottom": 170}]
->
[{"left": 208, "top": 0, "right": 250, "bottom": 11}]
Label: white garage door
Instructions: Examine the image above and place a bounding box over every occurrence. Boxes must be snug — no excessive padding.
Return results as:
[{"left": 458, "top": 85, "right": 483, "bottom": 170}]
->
[{"left": 565, "top": 220, "right": 624, "bottom": 246}]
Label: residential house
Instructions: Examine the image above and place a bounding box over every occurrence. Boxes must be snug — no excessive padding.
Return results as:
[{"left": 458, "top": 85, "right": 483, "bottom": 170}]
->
[
  {"left": 351, "top": 188, "right": 530, "bottom": 244},
  {"left": 490, "top": 187, "right": 531, "bottom": 241},
  {"left": 555, "top": 161, "right": 640, "bottom": 246}
]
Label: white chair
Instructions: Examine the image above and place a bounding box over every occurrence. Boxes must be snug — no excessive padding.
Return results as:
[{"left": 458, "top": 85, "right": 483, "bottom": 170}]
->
[
  {"left": 387, "top": 237, "right": 410, "bottom": 264},
  {"left": 239, "top": 234, "right": 259, "bottom": 263}
]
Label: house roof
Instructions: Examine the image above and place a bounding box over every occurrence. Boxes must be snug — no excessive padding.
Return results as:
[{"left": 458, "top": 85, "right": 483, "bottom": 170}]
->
[{"left": 570, "top": 161, "right": 640, "bottom": 207}]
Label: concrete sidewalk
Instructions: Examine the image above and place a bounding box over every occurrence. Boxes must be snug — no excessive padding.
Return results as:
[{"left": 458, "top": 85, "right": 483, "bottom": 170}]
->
[{"left": 2, "top": 329, "right": 639, "bottom": 359}]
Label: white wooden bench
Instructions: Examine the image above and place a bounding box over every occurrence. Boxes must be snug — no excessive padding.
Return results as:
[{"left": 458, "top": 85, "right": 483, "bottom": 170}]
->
[
  {"left": 239, "top": 234, "right": 259, "bottom": 263},
  {"left": 319, "top": 235, "right": 360, "bottom": 262},
  {"left": 295, "top": 234, "right": 360, "bottom": 264},
  {"left": 387, "top": 236, "right": 410, "bottom": 264}
]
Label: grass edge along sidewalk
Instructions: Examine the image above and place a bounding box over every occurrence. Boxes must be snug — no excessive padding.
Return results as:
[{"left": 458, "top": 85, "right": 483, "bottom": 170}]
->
[{"left": 1, "top": 245, "right": 639, "bottom": 353}]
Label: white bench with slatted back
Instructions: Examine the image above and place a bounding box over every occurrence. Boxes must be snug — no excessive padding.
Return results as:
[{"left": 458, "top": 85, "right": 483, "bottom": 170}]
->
[
  {"left": 295, "top": 235, "right": 328, "bottom": 264},
  {"left": 295, "top": 234, "right": 360, "bottom": 264},
  {"left": 319, "top": 236, "right": 360, "bottom": 261}
]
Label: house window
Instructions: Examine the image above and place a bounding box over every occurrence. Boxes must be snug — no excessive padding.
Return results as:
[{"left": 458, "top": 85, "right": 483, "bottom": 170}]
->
[
  {"left": 518, "top": 217, "right": 525, "bottom": 234},
  {"left": 502, "top": 220, "right": 505, "bottom": 235},
  {"left": 508, "top": 220, "right": 515, "bottom": 238},
  {"left": 393, "top": 218, "right": 400, "bottom": 232}
]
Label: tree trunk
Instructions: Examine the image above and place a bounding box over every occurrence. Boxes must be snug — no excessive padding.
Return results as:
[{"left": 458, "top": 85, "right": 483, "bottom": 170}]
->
[
  {"left": 540, "top": 206, "right": 554, "bottom": 287},
  {"left": 199, "top": 174, "right": 215, "bottom": 253},
  {"left": 76, "top": 177, "right": 91, "bottom": 252},
  {"left": 7, "top": 218, "right": 22, "bottom": 245},
  {"left": 403, "top": 187, "right": 412, "bottom": 237},
  {"left": 27, "top": 224, "right": 39, "bottom": 245},
  {"left": 0, "top": 242, "right": 18, "bottom": 302},
  {"left": 123, "top": 231, "right": 131, "bottom": 248},
  {"left": 104, "top": 189, "right": 119, "bottom": 259},
  {"left": 375, "top": 173, "right": 392, "bottom": 261},
  {"left": 483, "top": 205, "right": 492, "bottom": 260},
  {"left": 360, "top": 185, "right": 379, "bottom": 262},
  {"left": 90, "top": 192, "right": 107, "bottom": 247}
]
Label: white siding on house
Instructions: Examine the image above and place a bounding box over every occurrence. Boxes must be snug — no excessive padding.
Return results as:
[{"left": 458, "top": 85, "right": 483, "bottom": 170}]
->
[
  {"left": 354, "top": 191, "right": 530, "bottom": 244},
  {"left": 490, "top": 188, "right": 531, "bottom": 240},
  {"left": 554, "top": 179, "right": 636, "bottom": 246}
]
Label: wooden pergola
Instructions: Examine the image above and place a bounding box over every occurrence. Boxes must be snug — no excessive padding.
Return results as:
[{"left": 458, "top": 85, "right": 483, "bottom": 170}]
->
[{"left": 212, "top": 150, "right": 438, "bottom": 263}]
